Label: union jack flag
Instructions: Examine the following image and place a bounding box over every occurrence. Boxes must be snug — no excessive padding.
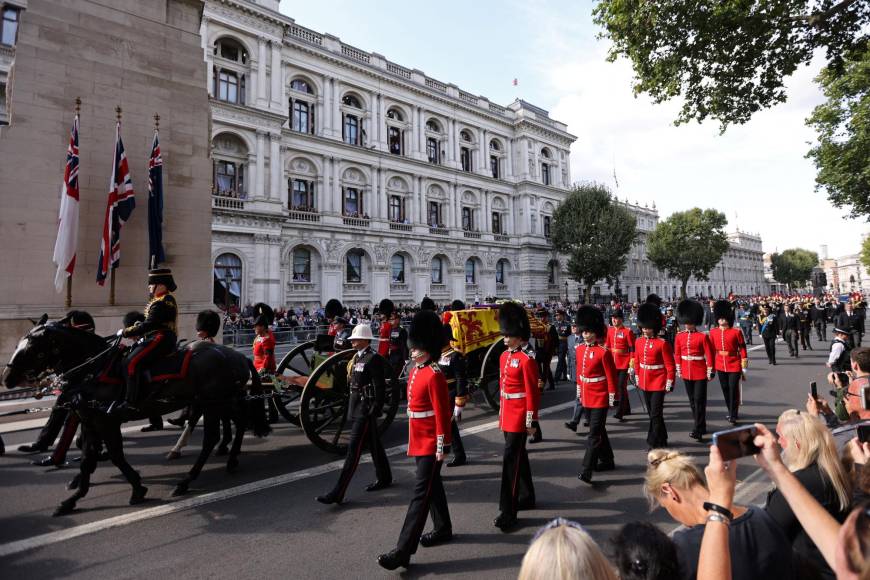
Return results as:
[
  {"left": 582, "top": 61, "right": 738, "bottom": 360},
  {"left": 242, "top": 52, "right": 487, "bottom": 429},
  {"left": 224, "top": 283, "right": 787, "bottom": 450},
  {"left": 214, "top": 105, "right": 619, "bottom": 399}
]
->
[
  {"left": 96, "top": 120, "right": 135, "bottom": 285},
  {"left": 147, "top": 129, "right": 165, "bottom": 267},
  {"left": 52, "top": 113, "right": 80, "bottom": 292}
]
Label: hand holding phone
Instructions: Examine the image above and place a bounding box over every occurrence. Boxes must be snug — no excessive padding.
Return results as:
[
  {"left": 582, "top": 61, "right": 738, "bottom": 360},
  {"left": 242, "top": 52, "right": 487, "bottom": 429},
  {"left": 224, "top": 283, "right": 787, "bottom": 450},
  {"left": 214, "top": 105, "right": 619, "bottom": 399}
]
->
[
  {"left": 713, "top": 425, "right": 761, "bottom": 461},
  {"left": 810, "top": 381, "right": 818, "bottom": 400}
]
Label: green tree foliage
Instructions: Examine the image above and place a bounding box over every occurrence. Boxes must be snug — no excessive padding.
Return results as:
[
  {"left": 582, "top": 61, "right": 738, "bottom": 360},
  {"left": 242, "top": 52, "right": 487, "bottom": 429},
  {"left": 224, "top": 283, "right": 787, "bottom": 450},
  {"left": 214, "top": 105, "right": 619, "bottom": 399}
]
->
[
  {"left": 646, "top": 209, "right": 729, "bottom": 299},
  {"left": 550, "top": 182, "right": 637, "bottom": 302},
  {"left": 806, "top": 44, "right": 870, "bottom": 218},
  {"left": 771, "top": 248, "right": 820, "bottom": 288},
  {"left": 593, "top": 0, "right": 870, "bottom": 131},
  {"left": 860, "top": 236, "right": 870, "bottom": 270}
]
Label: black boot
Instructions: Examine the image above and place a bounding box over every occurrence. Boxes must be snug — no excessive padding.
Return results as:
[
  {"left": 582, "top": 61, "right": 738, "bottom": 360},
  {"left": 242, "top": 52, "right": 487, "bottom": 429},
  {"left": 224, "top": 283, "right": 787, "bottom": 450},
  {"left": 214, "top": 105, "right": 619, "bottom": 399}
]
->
[
  {"left": 377, "top": 550, "right": 410, "bottom": 570},
  {"left": 420, "top": 527, "right": 453, "bottom": 547}
]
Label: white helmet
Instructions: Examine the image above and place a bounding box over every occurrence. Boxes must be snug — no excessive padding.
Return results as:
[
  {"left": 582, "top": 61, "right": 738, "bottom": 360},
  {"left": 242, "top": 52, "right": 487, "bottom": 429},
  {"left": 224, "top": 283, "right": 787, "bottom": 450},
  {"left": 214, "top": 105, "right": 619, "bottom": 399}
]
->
[{"left": 349, "top": 324, "right": 374, "bottom": 341}]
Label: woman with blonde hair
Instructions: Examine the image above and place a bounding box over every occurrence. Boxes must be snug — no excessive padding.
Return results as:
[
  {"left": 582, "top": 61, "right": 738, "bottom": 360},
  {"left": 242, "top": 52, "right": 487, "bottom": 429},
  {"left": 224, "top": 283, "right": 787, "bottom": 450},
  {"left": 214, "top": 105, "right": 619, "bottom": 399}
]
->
[
  {"left": 644, "top": 448, "right": 796, "bottom": 580},
  {"left": 767, "top": 409, "right": 853, "bottom": 579},
  {"left": 518, "top": 518, "right": 617, "bottom": 580}
]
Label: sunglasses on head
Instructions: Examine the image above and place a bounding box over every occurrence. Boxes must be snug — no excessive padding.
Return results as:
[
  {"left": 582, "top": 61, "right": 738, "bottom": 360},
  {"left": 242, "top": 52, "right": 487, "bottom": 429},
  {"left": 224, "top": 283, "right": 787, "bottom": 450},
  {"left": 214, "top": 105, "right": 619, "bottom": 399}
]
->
[{"left": 532, "top": 517, "right": 583, "bottom": 541}]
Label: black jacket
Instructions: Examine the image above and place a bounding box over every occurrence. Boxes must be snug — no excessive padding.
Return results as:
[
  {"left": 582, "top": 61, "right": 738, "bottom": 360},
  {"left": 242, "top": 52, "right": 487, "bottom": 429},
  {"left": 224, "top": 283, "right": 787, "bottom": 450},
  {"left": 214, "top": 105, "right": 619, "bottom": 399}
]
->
[
  {"left": 780, "top": 313, "right": 800, "bottom": 333},
  {"left": 125, "top": 293, "right": 178, "bottom": 338},
  {"left": 438, "top": 348, "right": 468, "bottom": 398},
  {"left": 347, "top": 347, "right": 389, "bottom": 419}
]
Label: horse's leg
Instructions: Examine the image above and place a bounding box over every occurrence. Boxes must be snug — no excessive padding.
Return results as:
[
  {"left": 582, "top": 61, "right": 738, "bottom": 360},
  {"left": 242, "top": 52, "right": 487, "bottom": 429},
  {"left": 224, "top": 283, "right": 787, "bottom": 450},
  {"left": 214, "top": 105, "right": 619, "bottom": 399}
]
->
[
  {"left": 54, "top": 424, "right": 97, "bottom": 516},
  {"left": 172, "top": 411, "right": 220, "bottom": 496},
  {"left": 167, "top": 410, "right": 201, "bottom": 460},
  {"left": 216, "top": 413, "right": 233, "bottom": 456},
  {"left": 102, "top": 422, "right": 147, "bottom": 505},
  {"left": 226, "top": 405, "right": 246, "bottom": 473}
]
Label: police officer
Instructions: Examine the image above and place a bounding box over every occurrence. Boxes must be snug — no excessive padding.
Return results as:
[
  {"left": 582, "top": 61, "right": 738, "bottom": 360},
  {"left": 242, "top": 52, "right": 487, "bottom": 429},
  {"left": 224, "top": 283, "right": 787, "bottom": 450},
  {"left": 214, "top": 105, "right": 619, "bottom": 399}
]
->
[
  {"left": 494, "top": 302, "right": 539, "bottom": 531},
  {"left": 553, "top": 309, "right": 571, "bottom": 382},
  {"left": 827, "top": 327, "right": 852, "bottom": 373},
  {"left": 316, "top": 323, "right": 392, "bottom": 504},
  {"left": 117, "top": 268, "right": 178, "bottom": 413},
  {"left": 438, "top": 324, "right": 469, "bottom": 467}
]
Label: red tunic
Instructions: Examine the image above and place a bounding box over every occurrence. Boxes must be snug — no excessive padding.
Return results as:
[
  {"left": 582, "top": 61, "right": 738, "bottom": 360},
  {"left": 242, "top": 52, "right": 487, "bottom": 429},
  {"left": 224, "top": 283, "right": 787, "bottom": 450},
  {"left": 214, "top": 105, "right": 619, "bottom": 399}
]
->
[
  {"left": 498, "top": 347, "right": 540, "bottom": 433},
  {"left": 574, "top": 342, "right": 617, "bottom": 409},
  {"left": 606, "top": 325, "right": 635, "bottom": 370},
  {"left": 253, "top": 330, "right": 276, "bottom": 373},
  {"left": 406, "top": 363, "right": 452, "bottom": 456},
  {"left": 632, "top": 337, "right": 676, "bottom": 392},
  {"left": 327, "top": 322, "right": 338, "bottom": 337},
  {"left": 674, "top": 330, "right": 713, "bottom": 381},
  {"left": 708, "top": 327, "right": 748, "bottom": 373},
  {"left": 377, "top": 320, "right": 392, "bottom": 357}
]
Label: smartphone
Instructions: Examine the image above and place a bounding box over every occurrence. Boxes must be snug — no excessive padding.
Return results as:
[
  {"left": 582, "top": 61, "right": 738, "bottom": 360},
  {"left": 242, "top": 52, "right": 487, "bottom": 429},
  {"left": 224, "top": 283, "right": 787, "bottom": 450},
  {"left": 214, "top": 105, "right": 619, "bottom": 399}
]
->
[
  {"left": 858, "top": 424, "right": 870, "bottom": 444},
  {"left": 811, "top": 381, "right": 818, "bottom": 400},
  {"left": 863, "top": 386, "right": 870, "bottom": 411},
  {"left": 713, "top": 425, "right": 761, "bottom": 461}
]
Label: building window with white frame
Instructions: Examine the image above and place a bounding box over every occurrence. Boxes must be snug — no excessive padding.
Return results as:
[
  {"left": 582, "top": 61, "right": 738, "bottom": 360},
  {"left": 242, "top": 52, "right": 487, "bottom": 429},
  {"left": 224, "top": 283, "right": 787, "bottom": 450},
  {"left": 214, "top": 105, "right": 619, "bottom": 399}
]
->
[
  {"left": 543, "top": 215, "right": 552, "bottom": 238},
  {"left": 217, "top": 70, "right": 242, "bottom": 104},
  {"left": 496, "top": 259, "right": 507, "bottom": 284},
  {"left": 293, "top": 248, "right": 311, "bottom": 282},
  {"left": 460, "top": 147, "right": 472, "bottom": 172},
  {"left": 492, "top": 212, "right": 502, "bottom": 234},
  {"left": 214, "top": 160, "right": 244, "bottom": 197},
  {"left": 346, "top": 250, "right": 363, "bottom": 283},
  {"left": 428, "top": 201, "right": 442, "bottom": 227},
  {"left": 388, "top": 126, "right": 403, "bottom": 155},
  {"left": 213, "top": 38, "right": 247, "bottom": 105},
  {"left": 342, "top": 94, "right": 364, "bottom": 146},
  {"left": 290, "top": 179, "right": 315, "bottom": 212},
  {"left": 426, "top": 137, "right": 439, "bottom": 164},
  {"left": 343, "top": 188, "right": 363, "bottom": 217},
  {"left": 1, "top": 6, "right": 19, "bottom": 46},
  {"left": 541, "top": 148, "right": 552, "bottom": 186},
  {"left": 490, "top": 155, "right": 500, "bottom": 179},
  {"left": 388, "top": 195, "right": 404, "bottom": 223},
  {"left": 462, "top": 207, "right": 474, "bottom": 231},
  {"left": 465, "top": 259, "right": 476, "bottom": 284},
  {"left": 391, "top": 254, "right": 405, "bottom": 283},
  {"left": 431, "top": 257, "right": 443, "bottom": 284}
]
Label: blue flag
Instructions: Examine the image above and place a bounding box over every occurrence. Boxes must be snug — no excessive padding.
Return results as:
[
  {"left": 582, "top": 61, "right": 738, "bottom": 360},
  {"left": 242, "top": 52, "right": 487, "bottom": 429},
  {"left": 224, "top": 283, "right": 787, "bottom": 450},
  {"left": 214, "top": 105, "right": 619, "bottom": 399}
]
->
[{"left": 147, "top": 129, "right": 165, "bottom": 268}]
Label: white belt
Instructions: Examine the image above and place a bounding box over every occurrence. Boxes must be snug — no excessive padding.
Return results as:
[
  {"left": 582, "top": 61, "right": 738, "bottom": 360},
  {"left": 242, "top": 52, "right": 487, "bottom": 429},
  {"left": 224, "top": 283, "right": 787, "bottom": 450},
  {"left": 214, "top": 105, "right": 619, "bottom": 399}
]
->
[
  {"left": 579, "top": 376, "right": 606, "bottom": 383},
  {"left": 640, "top": 363, "right": 664, "bottom": 370},
  {"left": 407, "top": 410, "right": 435, "bottom": 419},
  {"left": 681, "top": 355, "right": 705, "bottom": 361},
  {"left": 502, "top": 391, "right": 527, "bottom": 400}
]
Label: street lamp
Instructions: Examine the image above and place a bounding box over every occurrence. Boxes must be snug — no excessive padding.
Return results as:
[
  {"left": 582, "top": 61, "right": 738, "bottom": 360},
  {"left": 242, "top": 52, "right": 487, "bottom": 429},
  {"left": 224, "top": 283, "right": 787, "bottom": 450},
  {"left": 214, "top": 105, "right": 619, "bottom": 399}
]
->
[{"left": 564, "top": 281, "right": 568, "bottom": 303}]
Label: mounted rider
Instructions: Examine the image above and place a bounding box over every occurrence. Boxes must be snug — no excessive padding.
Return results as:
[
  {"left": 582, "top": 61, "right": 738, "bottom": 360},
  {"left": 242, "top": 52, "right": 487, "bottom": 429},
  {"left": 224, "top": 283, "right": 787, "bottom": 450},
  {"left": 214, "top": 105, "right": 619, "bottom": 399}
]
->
[{"left": 116, "top": 268, "right": 178, "bottom": 412}]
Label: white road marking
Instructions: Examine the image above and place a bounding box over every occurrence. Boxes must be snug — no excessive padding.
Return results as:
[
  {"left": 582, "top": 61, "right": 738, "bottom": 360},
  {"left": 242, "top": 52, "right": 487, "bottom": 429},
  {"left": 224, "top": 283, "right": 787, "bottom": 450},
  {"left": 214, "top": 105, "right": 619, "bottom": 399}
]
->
[{"left": 0, "top": 400, "right": 574, "bottom": 558}]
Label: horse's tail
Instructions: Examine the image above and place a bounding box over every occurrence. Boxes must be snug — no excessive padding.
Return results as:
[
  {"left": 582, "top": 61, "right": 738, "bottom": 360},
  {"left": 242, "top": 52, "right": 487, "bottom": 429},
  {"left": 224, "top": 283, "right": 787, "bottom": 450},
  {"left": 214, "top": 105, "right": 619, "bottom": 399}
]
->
[{"left": 245, "top": 359, "right": 271, "bottom": 437}]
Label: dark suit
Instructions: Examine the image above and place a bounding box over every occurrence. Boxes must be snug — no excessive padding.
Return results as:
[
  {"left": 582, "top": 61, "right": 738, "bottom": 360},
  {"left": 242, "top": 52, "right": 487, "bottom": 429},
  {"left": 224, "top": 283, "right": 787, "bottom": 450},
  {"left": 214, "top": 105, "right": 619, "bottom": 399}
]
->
[{"left": 780, "top": 313, "right": 800, "bottom": 357}]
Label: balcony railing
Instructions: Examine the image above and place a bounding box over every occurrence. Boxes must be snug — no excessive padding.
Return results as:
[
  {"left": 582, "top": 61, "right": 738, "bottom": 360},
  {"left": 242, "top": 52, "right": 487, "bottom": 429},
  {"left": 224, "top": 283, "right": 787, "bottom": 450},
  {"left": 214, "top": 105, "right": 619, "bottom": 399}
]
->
[
  {"left": 288, "top": 210, "right": 321, "bottom": 223},
  {"left": 429, "top": 226, "right": 449, "bottom": 236},
  {"left": 463, "top": 231, "right": 482, "bottom": 239},
  {"left": 494, "top": 234, "right": 510, "bottom": 242},
  {"left": 389, "top": 222, "right": 412, "bottom": 232},
  {"left": 390, "top": 283, "right": 410, "bottom": 292},
  {"left": 429, "top": 284, "right": 447, "bottom": 294},
  {"left": 212, "top": 195, "right": 245, "bottom": 210},
  {"left": 343, "top": 282, "right": 368, "bottom": 292},
  {"left": 343, "top": 217, "right": 370, "bottom": 227}
]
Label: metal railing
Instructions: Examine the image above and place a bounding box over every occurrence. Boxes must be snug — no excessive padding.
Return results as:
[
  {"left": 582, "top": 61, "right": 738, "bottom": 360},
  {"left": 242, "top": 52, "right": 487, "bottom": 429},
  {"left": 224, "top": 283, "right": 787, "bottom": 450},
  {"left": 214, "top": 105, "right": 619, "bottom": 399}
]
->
[{"left": 221, "top": 325, "right": 325, "bottom": 347}]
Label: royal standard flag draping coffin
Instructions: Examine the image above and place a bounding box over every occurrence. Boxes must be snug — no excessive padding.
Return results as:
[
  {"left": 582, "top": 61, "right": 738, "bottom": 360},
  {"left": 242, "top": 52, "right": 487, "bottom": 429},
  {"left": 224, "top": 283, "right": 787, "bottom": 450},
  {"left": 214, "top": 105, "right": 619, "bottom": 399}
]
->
[{"left": 447, "top": 309, "right": 502, "bottom": 355}]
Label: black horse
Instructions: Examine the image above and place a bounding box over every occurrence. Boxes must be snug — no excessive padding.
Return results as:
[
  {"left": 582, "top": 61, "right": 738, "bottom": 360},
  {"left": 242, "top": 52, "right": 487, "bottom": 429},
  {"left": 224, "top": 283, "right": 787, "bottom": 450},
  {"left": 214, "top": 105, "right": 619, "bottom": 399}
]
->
[{"left": 2, "top": 314, "right": 269, "bottom": 516}]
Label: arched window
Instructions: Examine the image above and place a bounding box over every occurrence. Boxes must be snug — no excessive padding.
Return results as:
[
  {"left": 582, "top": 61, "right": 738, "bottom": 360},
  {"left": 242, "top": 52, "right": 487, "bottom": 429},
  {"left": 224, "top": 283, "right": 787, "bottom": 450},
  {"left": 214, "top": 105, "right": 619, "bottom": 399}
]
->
[
  {"left": 346, "top": 250, "right": 364, "bottom": 283},
  {"left": 342, "top": 94, "right": 362, "bottom": 108},
  {"left": 489, "top": 139, "right": 500, "bottom": 151},
  {"left": 541, "top": 148, "right": 551, "bottom": 159},
  {"left": 214, "top": 38, "right": 248, "bottom": 63},
  {"left": 213, "top": 38, "right": 247, "bottom": 105},
  {"left": 496, "top": 259, "right": 507, "bottom": 284},
  {"left": 212, "top": 133, "right": 248, "bottom": 198},
  {"left": 386, "top": 108, "right": 403, "bottom": 121},
  {"left": 293, "top": 248, "right": 311, "bottom": 282},
  {"left": 1, "top": 6, "right": 19, "bottom": 46},
  {"left": 213, "top": 253, "right": 242, "bottom": 310},
  {"left": 465, "top": 259, "right": 476, "bottom": 284},
  {"left": 391, "top": 254, "right": 405, "bottom": 283},
  {"left": 431, "top": 257, "right": 443, "bottom": 284},
  {"left": 426, "top": 119, "right": 441, "bottom": 132},
  {"left": 290, "top": 79, "right": 313, "bottom": 94}
]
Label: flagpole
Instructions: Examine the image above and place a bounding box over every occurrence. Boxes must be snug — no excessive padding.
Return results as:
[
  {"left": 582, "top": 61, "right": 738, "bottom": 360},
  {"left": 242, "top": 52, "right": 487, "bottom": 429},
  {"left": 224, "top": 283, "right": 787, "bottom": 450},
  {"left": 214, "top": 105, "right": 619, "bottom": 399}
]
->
[
  {"left": 150, "top": 112, "right": 159, "bottom": 271},
  {"left": 64, "top": 97, "right": 82, "bottom": 309},
  {"left": 109, "top": 105, "right": 121, "bottom": 306}
]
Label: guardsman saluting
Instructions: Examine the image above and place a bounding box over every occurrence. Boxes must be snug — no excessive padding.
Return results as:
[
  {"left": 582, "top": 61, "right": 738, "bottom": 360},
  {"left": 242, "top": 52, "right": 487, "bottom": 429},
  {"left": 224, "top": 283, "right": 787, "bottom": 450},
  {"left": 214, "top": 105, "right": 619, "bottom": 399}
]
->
[
  {"left": 574, "top": 306, "right": 617, "bottom": 484},
  {"left": 494, "top": 302, "right": 539, "bottom": 532},
  {"left": 378, "top": 311, "right": 452, "bottom": 571},
  {"left": 708, "top": 300, "right": 748, "bottom": 425},
  {"left": 439, "top": 323, "right": 469, "bottom": 467},
  {"left": 630, "top": 302, "right": 676, "bottom": 449},
  {"left": 606, "top": 309, "right": 635, "bottom": 422},
  {"left": 316, "top": 323, "right": 392, "bottom": 505},
  {"left": 674, "top": 299, "right": 714, "bottom": 441}
]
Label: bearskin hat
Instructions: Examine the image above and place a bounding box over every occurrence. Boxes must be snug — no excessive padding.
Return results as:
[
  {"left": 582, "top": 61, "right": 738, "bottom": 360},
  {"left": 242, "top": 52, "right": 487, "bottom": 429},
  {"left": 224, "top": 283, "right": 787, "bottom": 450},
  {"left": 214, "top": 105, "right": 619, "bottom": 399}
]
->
[
  {"left": 610, "top": 309, "right": 625, "bottom": 320},
  {"left": 253, "top": 302, "right": 274, "bottom": 327},
  {"left": 713, "top": 300, "right": 735, "bottom": 326},
  {"left": 325, "top": 298, "right": 344, "bottom": 319},
  {"left": 123, "top": 310, "right": 145, "bottom": 328},
  {"left": 499, "top": 302, "right": 531, "bottom": 340},
  {"left": 574, "top": 305, "right": 605, "bottom": 338},
  {"left": 409, "top": 310, "right": 446, "bottom": 359},
  {"left": 637, "top": 302, "right": 663, "bottom": 333},
  {"left": 378, "top": 298, "right": 395, "bottom": 317},
  {"left": 645, "top": 293, "right": 663, "bottom": 307},
  {"left": 450, "top": 299, "right": 466, "bottom": 311},
  {"left": 677, "top": 300, "right": 703, "bottom": 326},
  {"left": 196, "top": 309, "right": 221, "bottom": 338},
  {"left": 420, "top": 296, "right": 436, "bottom": 311}
]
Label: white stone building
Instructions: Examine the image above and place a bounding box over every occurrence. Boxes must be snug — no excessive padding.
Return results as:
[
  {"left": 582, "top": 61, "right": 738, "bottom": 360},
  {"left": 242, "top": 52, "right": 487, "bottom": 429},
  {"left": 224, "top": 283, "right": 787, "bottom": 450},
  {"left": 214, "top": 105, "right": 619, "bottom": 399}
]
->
[{"left": 203, "top": 0, "right": 576, "bottom": 309}]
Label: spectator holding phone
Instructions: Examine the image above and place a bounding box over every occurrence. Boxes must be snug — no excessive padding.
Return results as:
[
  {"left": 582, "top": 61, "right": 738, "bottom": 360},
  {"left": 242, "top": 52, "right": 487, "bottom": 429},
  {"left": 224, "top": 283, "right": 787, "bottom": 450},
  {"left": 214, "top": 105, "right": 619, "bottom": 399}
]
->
[
  {"left": 644, "top": 448, "right": 796, "bottom": 580},
  {"left": 810, "top": 347, "right": 870, "bottom": 449},
  {"left": 766, "top": 410, "right": 852, "bottom": 579}
]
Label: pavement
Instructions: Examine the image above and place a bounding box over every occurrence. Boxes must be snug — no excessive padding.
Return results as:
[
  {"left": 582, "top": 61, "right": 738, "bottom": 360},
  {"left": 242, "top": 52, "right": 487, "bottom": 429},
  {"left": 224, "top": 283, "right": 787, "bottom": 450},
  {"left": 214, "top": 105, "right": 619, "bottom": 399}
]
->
[{"left": 0, "top": 331, "right": 840, "bottom": 579}]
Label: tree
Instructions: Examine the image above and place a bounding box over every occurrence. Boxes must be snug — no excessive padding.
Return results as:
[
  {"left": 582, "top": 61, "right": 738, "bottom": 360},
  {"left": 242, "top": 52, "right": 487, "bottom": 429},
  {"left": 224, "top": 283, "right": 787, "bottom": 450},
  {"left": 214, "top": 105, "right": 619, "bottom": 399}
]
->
[
  {"left": 550, "top": 182, "right": 637, "bottom": 303},
  {"left": 860, "top": 236, "right": 870, "bottom": 270},
  {"left": 770, "top": 248, "right": 820, "bottom": 288},
  {"left": 806, "top": 44, "right": 870, "bottom": 219},
  {"left": 646, "top": 208, "right": 729, "bottom": 299},
  {"left": 593, "top": 1, "right": 870, "bottom": 131}
]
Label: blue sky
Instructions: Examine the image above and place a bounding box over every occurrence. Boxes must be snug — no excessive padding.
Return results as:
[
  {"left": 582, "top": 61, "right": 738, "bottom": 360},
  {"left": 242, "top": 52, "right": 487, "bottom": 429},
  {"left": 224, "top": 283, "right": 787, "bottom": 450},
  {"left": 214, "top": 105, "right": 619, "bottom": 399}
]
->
[{"left": 280, "top": 0, "right": 868, "bottom": 258}]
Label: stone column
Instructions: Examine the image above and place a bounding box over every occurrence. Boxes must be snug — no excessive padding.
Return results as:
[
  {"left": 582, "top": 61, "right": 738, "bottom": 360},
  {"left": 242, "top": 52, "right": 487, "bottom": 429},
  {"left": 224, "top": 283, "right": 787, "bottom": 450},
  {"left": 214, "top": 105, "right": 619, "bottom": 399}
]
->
[
  {"left": 246, "top": 153, "right": 257, "bottom": 199},
  {"left": 520, "top": 138, "right": 529, "bottom": 180},
  {"left": 417, "top": 108, "right": 425, "bottom": 158},
  {"left": 377, "top": 94, "right": 386, "bottom": 149},
  {"left": 319, "top": 155, "right": 330, "bottom": 213},
  {"left": 479, "top": 129, "right": 487, "bottom": 175},
  {"left": 332, "top": 157, "right": 341, "bottom": 214},
  {"left": 257, "top": 37, "right": 268, "bottom": 107},
  {"left": 482, "top": 190, "right": 490, "bottom": 232},
  {"left": 506, "top": 138, "right": 513, "bottom": 178},
  {"left": 508, "top": 195, "right": 515, "bottom": 235},
  {"left": 378, "top": 168, "right": 387, "bottom": 220},
  {"left": 452, "top": 120, "right": 460, "bottom": 165},
  {"left": 255, "top": 131, "right": 266, "bottom": 198},
  {"left": 332, "top": 80, "right": 341, "bottom": 140},
  {"left": 270, "top": 41, "right": 282, "bottom": 109},
  {"left": 447, "top": 120, "right": 455, "bottom": 165},
  {"left": 270, "top": 134, "right": 281, "bottom": 203},
  {"left": 555, "top": 150, "right": 563, "bottom": 187},
  {"left": 205, "top": 52, "right": 214, "bottom": 97}
]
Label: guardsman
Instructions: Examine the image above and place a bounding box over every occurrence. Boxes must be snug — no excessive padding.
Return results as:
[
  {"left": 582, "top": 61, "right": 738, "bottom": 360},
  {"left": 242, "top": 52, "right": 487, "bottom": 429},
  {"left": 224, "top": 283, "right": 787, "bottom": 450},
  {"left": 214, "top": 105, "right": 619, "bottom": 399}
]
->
[
  {"left": 376, "top": 298, "right": 395, "bottom": 359},
  {"left": 325, "top": 299, "right": 345, "bottom": 336},
  {"left": 606, "top": 309, "right": 635, "bottom": 422},
  {"left": 494, "top": 302, "right": 539, "bottom": 531},
  {"left": 252, "top": 303, "right": 276, "bottom": 376},
  {"left": 194, "top": 310, "right": 221, "bottom": 343},
  {"left": 709, "top": 300, "right": 748, "bottom": 425},
  {"left": 553, "top": 309, "right": 571, "bottom": 382},
  {"left": 630, "top": 302, "right": 675, "bottom": 449},
  {"left": 387, "top": 307, "right": 409, "bottom": 378},
  {"left": 535, "top": 309, "right": 558, "bottom": 391},
  {"left": 574, "top": 306, "right": 617, "bottom": 484},
  {"left": 117, "top": 268, "right": 179, "bottom": 413},
  {"left": 674, "top": 300, "right": 713, "bottom": 442},
  {"left": 523, "top": 337, "right": 544, "bottom": 443},
  {"left": 377, "top": 311, "right": 452, "bottom": 571},
  {"left": 439, "top": 323, "right": 469, "bottom": 467},
  {"left": 331, "top": 317, "right": 352, "bottom": 351},
  {"left": 316, "top": 323, "right": 392, "bottom": 505}
]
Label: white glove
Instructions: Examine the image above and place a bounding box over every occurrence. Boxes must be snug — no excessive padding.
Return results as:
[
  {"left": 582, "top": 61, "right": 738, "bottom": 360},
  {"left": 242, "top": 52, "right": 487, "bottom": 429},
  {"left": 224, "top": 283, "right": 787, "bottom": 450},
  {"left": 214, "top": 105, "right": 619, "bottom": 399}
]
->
[
  {"left": 608, "top": 393, "right": 615, "bottom": 407},
  {"left": 665, "top": 380, "right": 673, "bottom": 393},
  {"left": 628, "top": 366, "right": 635, "bottom": 376},
  {"left": 453, "top": 406, "right": 463, "bottom": 422},
  {"left": 675, "top": 365, "right": 681, "bottom": 379}
]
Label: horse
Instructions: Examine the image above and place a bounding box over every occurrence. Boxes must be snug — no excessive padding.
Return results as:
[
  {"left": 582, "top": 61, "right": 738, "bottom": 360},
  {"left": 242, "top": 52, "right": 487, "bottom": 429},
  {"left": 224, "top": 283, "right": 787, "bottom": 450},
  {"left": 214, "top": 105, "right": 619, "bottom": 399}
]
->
[{"left": 2, "top": 314, "right": 270, "bottom": 516}]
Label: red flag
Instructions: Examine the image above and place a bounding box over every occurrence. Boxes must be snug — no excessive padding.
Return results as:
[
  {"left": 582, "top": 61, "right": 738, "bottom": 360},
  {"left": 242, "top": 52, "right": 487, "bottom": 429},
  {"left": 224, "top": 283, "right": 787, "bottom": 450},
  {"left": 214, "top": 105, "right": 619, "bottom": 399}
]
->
[{"left": 52, "top": 113, "right": 80, "bottom": 292}]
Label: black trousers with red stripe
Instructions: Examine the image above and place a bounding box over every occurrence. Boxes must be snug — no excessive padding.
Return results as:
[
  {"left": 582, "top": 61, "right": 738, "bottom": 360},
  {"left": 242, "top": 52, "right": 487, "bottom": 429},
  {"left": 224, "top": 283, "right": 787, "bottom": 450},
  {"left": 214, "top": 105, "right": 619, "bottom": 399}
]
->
[
  {"left": 396, "top": 455, "right": 451, "bottom": 555},
  {"left": 329, "top": 415, "right": 391, "bottom": 501},
  {"left": 499, "top": 431, "right": 534, "bottom": 518},
  {"left": 614, "top": 369, "right": 631, "bottom": 417}
]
